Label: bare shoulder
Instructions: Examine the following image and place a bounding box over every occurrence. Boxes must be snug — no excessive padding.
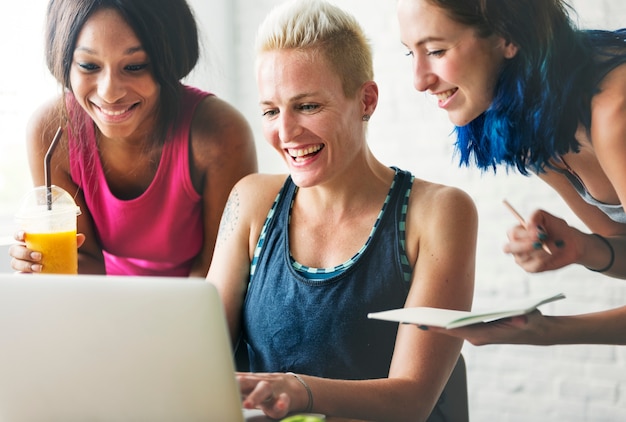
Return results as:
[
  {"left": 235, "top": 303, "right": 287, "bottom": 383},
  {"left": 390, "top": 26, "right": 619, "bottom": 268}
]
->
[
  {"left": 593, "top": 63, "right": 626, "bottom": 122},
  {"left": 188, "top": 94, "right": 257, "bottom": 192},
  {"left": 592, "top": 63, "right": 626, "bottom": 147},
  {"left": 26, "top": 96, "right": 65, "bottom": 153},
  {"left": 229, "top": 173, "right": 287, "bottom": 213},
  {"left": 26, "top": 96, "right": 70, "bottom": 179},
  {"left": 233, "top": 173, "right": 289, "bottom": 205},
  {"left": 223, "top": 173, "right": 289, "bottom": 236},
  {"left": 190, "top": 94, "right": 255, "bottom": 162},
  {"left": 597, "top": 61, "right": 626, "bottom": 91},
  {"left": 408, "top": 178, "right": 477, "bottom": 226},
  {"left": 405, "top": 178, "right": 478, "bottom": 262}
]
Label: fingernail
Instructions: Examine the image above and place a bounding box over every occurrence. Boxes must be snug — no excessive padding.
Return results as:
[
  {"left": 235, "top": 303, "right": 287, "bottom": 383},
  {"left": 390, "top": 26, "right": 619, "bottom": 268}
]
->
[
  {"left": 537, "top": 232, "right": 548, "bottom": 241},
  {"left": 30, "top": 252, "right": 42, "bottom": 261},
  {"left": 532, "top": 242, "right": 543, "bottom": 250},
  {"left": 30, "top": 264, "right": 42, "bottom": 273},
  {"left": 555, "top": 240, "right": 565, "bottom": 248},
  {"left": 417, "top": 325, "right": 429, "bottom": 331}
]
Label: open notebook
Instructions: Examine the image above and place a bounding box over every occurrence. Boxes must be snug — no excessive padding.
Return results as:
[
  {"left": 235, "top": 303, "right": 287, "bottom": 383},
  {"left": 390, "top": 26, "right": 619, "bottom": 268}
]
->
[
  {"left": 368, "top": 292, "right": 566, "bottom": 329},
  {"left": 0, "top": 273, "right": 255, "bottom": 422}
]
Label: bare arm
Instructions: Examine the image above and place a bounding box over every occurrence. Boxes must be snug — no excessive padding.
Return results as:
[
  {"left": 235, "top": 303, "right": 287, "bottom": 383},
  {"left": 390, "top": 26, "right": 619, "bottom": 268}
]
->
[
  {"left": 438, "top": 67, "right": 626, "bottom": 347},
  {"left": 207, "top": 174, "right": 285, "bottom": 342},
  {"left": 502, "top": 65, "right": 626, "bottom": 278},
  {"left": 10, "top": 97, "right": 105, "bottom": 274},
  {"left": 188, "top": 96, "right": 257, "bottom": 278},
  {"left": 503, "top": 192, "right": 626, "bottom": 279},
  {"left": 329, "top": 183, "right": 477, "bottom": 421},
  {"left": 424, "top": 305, "right": 626, "bottom": 346},
  {"left": 237, "top": 183, "right": 478, "bottom": 422},
  {"left": 322, "top": 185, "right": 476, "bottom": 422},
  {"left": 582, "top": 64, "right": 626, "bottom": 278}
]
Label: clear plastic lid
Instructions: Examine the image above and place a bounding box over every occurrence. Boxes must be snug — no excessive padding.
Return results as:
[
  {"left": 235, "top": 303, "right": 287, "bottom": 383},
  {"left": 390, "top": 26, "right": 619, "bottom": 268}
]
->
[{"left": 16, "top": 185, "right": 81, "bottom": 220}]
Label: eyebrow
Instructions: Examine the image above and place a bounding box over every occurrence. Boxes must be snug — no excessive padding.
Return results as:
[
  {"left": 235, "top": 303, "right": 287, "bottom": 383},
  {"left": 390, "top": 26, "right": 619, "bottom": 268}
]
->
[
  {"left": 259, "top": 92, "right": 319, "bottom": 106},
  {"left": 74, "top": 46, "right": 145, "bottom": 55},
  {"left": 403, "top": 36, "right": 447, "bottom": 48}
]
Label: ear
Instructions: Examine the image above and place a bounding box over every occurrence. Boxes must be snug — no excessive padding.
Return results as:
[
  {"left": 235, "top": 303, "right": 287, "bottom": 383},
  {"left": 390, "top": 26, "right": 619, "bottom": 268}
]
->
[
  {"left": 503, "top": 40, "right": 519, "bottom": 59},
  {"left": 360, "top": 80, "right": 379, "bottom": 117}
]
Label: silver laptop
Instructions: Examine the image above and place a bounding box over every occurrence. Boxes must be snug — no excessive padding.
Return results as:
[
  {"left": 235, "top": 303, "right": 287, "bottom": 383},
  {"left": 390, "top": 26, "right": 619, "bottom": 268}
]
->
[{"left": 0, "top": 273, "right": 250, "bottom": 422}]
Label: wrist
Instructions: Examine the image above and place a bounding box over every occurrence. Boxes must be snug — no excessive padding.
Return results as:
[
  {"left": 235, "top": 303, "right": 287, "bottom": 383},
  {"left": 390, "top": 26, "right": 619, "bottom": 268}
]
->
[
  {"left": 286, "top": 372, "right": 313, "bottom": 413},
  {"left": 583, "top": 233, "right": 614, "bottom": 273}
]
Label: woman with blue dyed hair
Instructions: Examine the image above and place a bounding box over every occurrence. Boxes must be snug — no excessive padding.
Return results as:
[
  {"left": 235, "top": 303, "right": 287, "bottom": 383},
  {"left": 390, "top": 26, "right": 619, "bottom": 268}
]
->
[{"left": 397, "top": 0, "right": 626, "bottom": 345}]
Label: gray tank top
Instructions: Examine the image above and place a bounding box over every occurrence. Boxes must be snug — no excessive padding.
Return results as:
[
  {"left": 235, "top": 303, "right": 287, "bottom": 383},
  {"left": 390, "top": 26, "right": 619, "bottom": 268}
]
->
[{"left": 553, "top": 166, "right": 626, "bottom": 224}]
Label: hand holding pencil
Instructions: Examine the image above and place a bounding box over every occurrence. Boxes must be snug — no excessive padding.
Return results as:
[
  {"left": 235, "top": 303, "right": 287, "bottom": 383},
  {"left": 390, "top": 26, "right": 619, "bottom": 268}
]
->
[{"left": 502, "top": 199, "right": 553, "bottom": 255}]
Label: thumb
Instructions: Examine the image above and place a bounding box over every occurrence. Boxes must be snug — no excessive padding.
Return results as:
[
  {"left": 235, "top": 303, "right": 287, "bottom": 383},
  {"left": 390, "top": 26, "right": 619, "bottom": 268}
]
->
[{"left": 77, "top": 233, "right": 86, "bottom": 249}]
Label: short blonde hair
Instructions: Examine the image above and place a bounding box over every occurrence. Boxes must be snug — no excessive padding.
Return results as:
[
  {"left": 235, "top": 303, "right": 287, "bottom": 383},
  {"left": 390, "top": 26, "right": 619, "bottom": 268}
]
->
[{"left": 256, "top": 0, "right": 373, "bottom": 98}]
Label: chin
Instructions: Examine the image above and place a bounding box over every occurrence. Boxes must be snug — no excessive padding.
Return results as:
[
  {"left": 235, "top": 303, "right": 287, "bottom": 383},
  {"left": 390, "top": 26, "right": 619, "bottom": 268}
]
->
[
  {"left": 449, "top": 111, "right": 482, "bottom": 127},
  {"left": 96, "top": 125, "right": 134, "bottom": 140},
  {"left": 449, "top": 117, "right": 469, "bottom": 127},
  {"left": 288, "top": 172, "right": 319, "bottom": 189}
]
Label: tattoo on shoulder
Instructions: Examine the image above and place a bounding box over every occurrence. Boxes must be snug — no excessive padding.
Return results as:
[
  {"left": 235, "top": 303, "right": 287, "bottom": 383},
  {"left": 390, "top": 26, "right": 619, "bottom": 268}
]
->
[{"left": 216, "top": 188, "right": 240, "bottom": 247}]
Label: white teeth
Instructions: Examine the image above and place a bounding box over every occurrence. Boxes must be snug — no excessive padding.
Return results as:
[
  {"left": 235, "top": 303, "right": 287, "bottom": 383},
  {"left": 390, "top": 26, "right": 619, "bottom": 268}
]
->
[
  {"left": 435, "top": 88, "right": 457, "bottom": 102},
  {"left": 288, "top": 145, "right": 322, "bottom": 158},
  {"left": 100, "top": 107, "right": 129, "bottom": 116}
]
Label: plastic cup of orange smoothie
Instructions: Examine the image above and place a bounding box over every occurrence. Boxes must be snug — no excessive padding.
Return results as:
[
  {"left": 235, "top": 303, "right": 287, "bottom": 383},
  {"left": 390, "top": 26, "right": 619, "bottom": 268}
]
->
[{"left": 15, "top": 185, "right": 81, "bottom": 274}]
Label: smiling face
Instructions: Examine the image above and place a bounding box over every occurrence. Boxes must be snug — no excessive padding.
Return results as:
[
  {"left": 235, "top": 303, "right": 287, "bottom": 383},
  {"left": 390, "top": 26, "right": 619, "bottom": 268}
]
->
[
  {"left": 397, "top": 0, "right": 516, "bottom": 126},
  {"left": 256, "top": 49, "right": 368, "bottom": 188},
  {"left": 69, "top": 8, "right": 160, "bottom": 141}
]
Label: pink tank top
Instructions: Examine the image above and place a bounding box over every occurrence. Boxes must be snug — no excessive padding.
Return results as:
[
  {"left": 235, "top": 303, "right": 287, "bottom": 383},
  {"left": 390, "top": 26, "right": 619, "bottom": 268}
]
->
[{"left": 69, "top": 85, "right": 210, "bottom": 276}]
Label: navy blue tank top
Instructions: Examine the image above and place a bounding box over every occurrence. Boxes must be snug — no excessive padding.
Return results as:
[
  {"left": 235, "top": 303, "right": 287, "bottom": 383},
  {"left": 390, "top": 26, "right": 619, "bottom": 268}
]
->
[{"left": 242, "top": 168, "right": 413, "bottom": 379}]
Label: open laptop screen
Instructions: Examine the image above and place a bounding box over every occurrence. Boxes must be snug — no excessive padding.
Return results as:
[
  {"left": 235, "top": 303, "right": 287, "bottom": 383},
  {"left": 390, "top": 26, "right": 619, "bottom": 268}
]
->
[{"left": 0, "top": 273, "right": 245, "bottom": 422}]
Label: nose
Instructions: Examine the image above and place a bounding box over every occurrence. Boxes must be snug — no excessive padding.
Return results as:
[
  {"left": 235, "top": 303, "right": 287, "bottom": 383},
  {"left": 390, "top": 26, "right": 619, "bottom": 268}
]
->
[
  {"left": 412, "top": 56, "right": 437, "bottom": 92},
  {"left": 97, "top": 68, "right": 126, "bottom": 103},
  {"left": 276, "top": 110, "right": 303, "bottom": 143}
]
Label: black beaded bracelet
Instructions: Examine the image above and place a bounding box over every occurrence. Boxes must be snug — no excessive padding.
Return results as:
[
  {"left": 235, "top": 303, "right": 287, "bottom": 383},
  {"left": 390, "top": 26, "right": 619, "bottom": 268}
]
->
[{"left": 586, "top": 233, "right": 615, "bottom": 273}]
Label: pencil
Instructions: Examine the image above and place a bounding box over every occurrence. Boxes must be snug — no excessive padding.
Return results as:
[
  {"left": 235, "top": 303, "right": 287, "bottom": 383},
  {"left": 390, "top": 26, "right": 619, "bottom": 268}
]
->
[{"left": 502, "top": 199, "right": 552, "bottom": 255}]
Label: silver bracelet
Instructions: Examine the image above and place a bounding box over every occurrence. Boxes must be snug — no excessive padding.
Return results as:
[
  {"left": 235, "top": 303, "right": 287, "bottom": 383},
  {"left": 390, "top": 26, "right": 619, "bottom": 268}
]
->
[{"left": 286, "top": 372, "right": 313, "bottom": 413}]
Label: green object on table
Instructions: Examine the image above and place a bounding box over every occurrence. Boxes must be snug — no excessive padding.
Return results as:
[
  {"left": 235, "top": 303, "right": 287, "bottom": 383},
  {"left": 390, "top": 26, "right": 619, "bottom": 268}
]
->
[{"left": 280, "top": 414, "right": 325, "bottom": 422}]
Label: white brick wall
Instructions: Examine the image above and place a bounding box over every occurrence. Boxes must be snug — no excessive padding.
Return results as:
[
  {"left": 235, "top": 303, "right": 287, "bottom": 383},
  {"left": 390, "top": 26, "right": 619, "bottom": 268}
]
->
[
  {"left": 185, "top": 1, "right": 626, "bottom": 420},
  {"left": 1, "top": 1, "right": 623, "bottom": 420}
]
